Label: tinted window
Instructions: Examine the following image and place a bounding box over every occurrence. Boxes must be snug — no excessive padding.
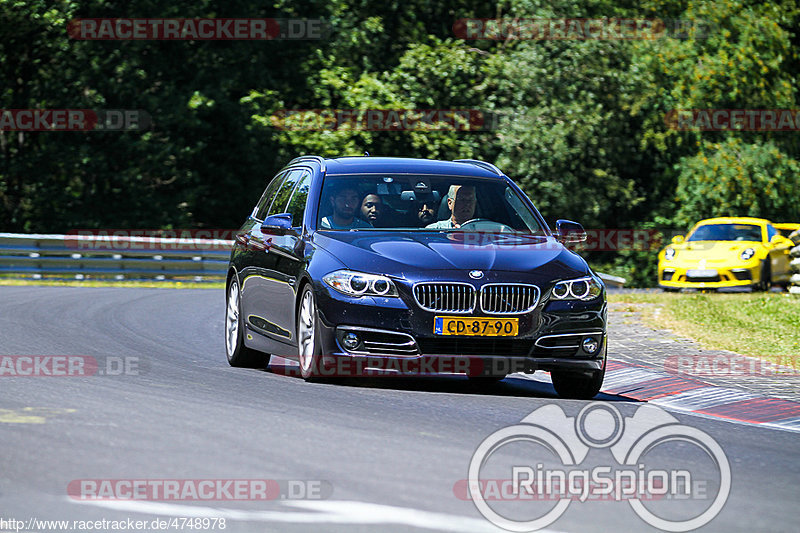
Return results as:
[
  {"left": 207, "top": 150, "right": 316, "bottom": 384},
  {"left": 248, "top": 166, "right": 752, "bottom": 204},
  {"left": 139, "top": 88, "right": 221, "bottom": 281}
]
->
[
  {"left": 285, "top": 170, "right": 312, "bottom": 227},
  {"left": 254, "top": 171, "right": 288, "bottom": 220},
  {"left": 267, "top": 169, "right": 304, "bottom": 217}
]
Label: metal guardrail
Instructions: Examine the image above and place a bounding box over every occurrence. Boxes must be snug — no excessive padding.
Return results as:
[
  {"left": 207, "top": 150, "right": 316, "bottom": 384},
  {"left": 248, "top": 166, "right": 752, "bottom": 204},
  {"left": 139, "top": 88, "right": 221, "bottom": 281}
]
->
[
  {"left": 596, "top": 272, "right": 626, "bottom": 288},
  {"left": 0, "top": 232, "right": 627, "bottom": 286},
  {"left": 0, "top": 233, "right": 232, "bottom": 281}
]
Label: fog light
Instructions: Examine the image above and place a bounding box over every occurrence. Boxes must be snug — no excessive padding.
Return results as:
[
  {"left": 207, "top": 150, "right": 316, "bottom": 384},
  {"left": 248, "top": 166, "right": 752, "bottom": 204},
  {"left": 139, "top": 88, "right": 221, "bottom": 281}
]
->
[
  {"left": 342, "top": 332, "right": 360, "bottom": 350},
  {"left": 582, "top": 336, "right": 600, "bottom": 354}
]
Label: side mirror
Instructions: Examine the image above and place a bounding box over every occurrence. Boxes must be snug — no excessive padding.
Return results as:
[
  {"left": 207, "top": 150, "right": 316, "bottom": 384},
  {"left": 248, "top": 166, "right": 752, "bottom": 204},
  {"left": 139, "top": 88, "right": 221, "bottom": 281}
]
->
[
  {"left": 555, "top": 219, "right": 587, "bottom": 243},
  {"left": 671, "top": 235, "right": 685, "bottom": 244},
  {"left": 770, "top": 234, "right": 785, "bottom": 245},
  {"left": 261, "top": 213, "right": 293, "bottom": 235}
]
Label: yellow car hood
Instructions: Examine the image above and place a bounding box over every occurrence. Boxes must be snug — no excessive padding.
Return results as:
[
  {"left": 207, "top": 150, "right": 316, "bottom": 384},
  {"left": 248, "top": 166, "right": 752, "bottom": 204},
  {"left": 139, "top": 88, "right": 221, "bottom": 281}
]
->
[{"left": 669, "top": 241, "right": 760, "bottom": 264}]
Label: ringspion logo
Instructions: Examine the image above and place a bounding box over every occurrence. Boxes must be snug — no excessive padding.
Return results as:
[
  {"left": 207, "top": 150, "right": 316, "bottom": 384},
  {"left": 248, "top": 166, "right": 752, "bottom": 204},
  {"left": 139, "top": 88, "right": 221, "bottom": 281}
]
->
[{"left": 464, "top": 402, "right": 730, "bottom": 531}]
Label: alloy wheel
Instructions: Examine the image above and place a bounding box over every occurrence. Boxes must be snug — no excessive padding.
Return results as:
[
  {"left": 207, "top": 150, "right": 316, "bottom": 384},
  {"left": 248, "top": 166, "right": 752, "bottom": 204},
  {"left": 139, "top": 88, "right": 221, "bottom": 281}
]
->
[{"left": 298, "top": 289, "right": 316, "bottom": 372}]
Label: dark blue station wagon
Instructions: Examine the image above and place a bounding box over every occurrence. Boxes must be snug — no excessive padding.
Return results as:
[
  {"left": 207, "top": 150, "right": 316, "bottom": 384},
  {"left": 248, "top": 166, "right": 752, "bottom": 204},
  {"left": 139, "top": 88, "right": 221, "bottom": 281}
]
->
[{"left": 225, "top": 156, "right": 607, "bottom": 399}]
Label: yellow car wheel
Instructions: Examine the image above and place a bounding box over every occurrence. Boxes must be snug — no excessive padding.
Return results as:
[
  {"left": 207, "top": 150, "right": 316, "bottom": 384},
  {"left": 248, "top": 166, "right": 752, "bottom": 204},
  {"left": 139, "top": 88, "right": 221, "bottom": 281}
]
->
[{"left": 756, "top": 260, "right": 771, "bottom": 292}]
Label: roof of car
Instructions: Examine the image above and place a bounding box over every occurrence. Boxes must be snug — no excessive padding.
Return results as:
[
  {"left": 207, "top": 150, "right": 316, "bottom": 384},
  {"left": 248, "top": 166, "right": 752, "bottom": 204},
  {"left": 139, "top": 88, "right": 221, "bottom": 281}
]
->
[
  {"left": 321, "top": 156, "right": 506, "bottom": 178},
  {"left": 774, "top": 222, "right": 800, "bottom": 230},
  {"left": 695, "top": 217, "right": 772, "bottom": 226}
]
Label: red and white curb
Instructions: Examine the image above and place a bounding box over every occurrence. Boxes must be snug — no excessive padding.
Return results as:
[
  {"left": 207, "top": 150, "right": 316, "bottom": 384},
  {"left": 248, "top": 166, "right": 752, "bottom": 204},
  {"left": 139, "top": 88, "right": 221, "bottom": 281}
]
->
[
  {"left": 515, "top": 360, "right": 800, "bottom": 432},
  {"left": 602, "top": 360, "right": 800, "bottom": 432}
]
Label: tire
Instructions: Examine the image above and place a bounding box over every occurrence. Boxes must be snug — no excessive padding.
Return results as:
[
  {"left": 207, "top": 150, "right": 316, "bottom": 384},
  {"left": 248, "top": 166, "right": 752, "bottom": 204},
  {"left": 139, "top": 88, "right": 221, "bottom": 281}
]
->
[
  {"left": 551, "top": 366, "right": 606, "bottom": 400},
  {"left": 225, "top": 278, "right": 266, "bottom": 368},
  {"left": 297, "top": 285, "right": 324, "bottom": 380},
  {"left": 755, "top": 260, "right": 771, "bottom": 292}
]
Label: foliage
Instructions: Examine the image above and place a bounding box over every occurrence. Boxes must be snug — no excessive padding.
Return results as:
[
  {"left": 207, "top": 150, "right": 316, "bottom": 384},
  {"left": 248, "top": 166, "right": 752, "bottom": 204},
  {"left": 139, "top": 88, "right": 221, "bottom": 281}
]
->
[
  {"left": 1, "top": 0, "right": 799, "bottom": 286},
  {"left": 675, "top": 138, "right": 800, "bottom": 225}
]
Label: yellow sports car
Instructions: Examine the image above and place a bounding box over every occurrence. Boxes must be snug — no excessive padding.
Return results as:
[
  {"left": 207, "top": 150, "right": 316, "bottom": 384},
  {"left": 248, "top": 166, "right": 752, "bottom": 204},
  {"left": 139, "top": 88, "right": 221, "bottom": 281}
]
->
[{"left": 658, "top": 217, "right": 796, "bottom": 291}]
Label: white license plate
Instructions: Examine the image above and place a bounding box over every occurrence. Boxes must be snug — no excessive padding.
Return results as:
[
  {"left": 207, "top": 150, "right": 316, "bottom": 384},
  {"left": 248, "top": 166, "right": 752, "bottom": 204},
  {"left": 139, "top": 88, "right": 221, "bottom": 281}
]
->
[{"left": 686, "top": 269, "right": 718, "bottom": 278}]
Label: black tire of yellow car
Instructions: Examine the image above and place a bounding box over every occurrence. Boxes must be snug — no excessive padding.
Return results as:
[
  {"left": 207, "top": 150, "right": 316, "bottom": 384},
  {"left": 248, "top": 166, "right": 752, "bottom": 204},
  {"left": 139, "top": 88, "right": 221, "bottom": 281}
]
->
[
  {"left": 756, "top": 260, "right": 771, "bottom": 292},
  {"left": 551, "top": 366, "right": 606, "bottom": 400},
  {"left": 225, "top": 279, "right": 267, "bottom": 368}
]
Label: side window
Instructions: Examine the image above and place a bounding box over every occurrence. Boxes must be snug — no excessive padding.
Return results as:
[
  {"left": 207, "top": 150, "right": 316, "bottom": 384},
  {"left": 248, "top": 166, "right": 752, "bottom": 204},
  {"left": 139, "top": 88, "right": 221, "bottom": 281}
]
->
[
  {"left": 267, "top": 169, "right": 303, "bottom": 217},
  {"left": 767, "top": 224, "right": 777, "bottom": 242},
  {"left": 285, "top": 171, "right": 312, "bottom": 227},
  {"left": 254, "top": 171, "right": 288, "bottom": 220}
]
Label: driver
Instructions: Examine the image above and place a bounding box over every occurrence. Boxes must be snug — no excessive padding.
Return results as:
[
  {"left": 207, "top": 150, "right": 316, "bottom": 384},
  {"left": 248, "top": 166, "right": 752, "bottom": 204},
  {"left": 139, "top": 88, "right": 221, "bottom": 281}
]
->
[{"left": 425, "top": 185, "right": 477, "bottom": 229}]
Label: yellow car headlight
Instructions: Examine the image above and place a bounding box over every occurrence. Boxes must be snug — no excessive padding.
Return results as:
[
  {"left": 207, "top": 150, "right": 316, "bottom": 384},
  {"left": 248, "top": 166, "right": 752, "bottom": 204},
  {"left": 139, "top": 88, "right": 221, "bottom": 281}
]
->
[
  {"left": 740, "top": 248, "right": 755, "bottom": 261},
  {"left": 664, "top": 248, "right": 676, "bottom": 260}
]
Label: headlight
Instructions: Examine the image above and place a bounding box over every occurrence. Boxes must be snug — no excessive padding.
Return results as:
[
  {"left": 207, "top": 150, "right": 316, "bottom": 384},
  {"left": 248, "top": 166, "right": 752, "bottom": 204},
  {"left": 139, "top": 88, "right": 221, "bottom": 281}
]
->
[
  {"left": 740, "top": 248, "right": 755, "bottom": 261},
  {"left": 323, "top": 270, "right": 399, "bottom": 297},
  {"left": 664, "top": 248, "right": 676, "bottom": 260},
  {"left": 551, "top": 276, "right": 603, "bottom": 301}
]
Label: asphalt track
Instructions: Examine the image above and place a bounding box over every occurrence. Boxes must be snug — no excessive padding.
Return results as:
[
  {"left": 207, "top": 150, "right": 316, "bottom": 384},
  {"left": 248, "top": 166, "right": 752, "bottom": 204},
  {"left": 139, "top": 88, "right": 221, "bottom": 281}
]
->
[{"left": 1, "top": 286, "right": 798, "bottom": 532}]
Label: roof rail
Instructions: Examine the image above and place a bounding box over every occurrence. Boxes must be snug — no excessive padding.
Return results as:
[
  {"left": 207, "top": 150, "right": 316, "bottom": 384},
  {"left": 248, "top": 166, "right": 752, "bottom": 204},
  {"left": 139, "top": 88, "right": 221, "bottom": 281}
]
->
[
  {"left": 453, "top": 159, "right": 503, "bottom": 176},
  {"left": 288, "top": 155, "right": 326, "bottom": 172}
]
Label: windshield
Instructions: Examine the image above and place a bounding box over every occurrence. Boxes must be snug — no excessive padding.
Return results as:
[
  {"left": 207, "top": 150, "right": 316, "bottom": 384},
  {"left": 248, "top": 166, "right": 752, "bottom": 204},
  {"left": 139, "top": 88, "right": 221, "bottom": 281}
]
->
[
  {"left": 687, "top": 223, "right": 763, "bottom": 242},
  {"left": 316, "top": 174, "right": 547, "bottom": 234}
]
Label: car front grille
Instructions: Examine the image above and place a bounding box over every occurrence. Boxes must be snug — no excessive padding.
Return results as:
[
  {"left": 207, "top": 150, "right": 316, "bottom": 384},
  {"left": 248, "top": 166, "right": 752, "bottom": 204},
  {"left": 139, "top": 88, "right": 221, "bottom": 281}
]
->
[
  {"left": 413, "top": 283, "right": 541, "bottom": 314},
  {"left": 413, "top": 283, "right": 475, "bottom": 313},
  {"left": 686, "top": 274, "right": 721, "bottom": 283},
  {"left": 480, "top": 284, "right": 540, "bottom": 314}
]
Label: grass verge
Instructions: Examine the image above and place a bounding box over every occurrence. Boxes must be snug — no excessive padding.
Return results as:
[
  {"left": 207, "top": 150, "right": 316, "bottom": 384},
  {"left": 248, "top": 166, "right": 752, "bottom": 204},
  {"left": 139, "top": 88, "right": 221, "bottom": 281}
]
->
[{"left": 608, "top": 291, "right": 800, "bottom": 363}]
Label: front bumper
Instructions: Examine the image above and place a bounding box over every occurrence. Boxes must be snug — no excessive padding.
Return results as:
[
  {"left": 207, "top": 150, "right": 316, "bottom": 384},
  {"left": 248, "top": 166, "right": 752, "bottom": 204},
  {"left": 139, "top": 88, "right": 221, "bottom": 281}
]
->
[
  {"left": 658, "top": 261, "right": 761, "bottom": 289},
  {"left": 314, "top": 281, "right": 607, "bottom": 376}
]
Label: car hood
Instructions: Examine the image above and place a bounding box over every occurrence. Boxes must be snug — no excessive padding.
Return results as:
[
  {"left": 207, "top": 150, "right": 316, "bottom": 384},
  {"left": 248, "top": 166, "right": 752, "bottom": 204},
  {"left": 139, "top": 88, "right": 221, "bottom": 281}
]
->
[
  {"left": 670, "top": 240, "right": 762, "bottom": 261},
  {"left": 313, "top": 231, "right": 590, "bottom": 281}
]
